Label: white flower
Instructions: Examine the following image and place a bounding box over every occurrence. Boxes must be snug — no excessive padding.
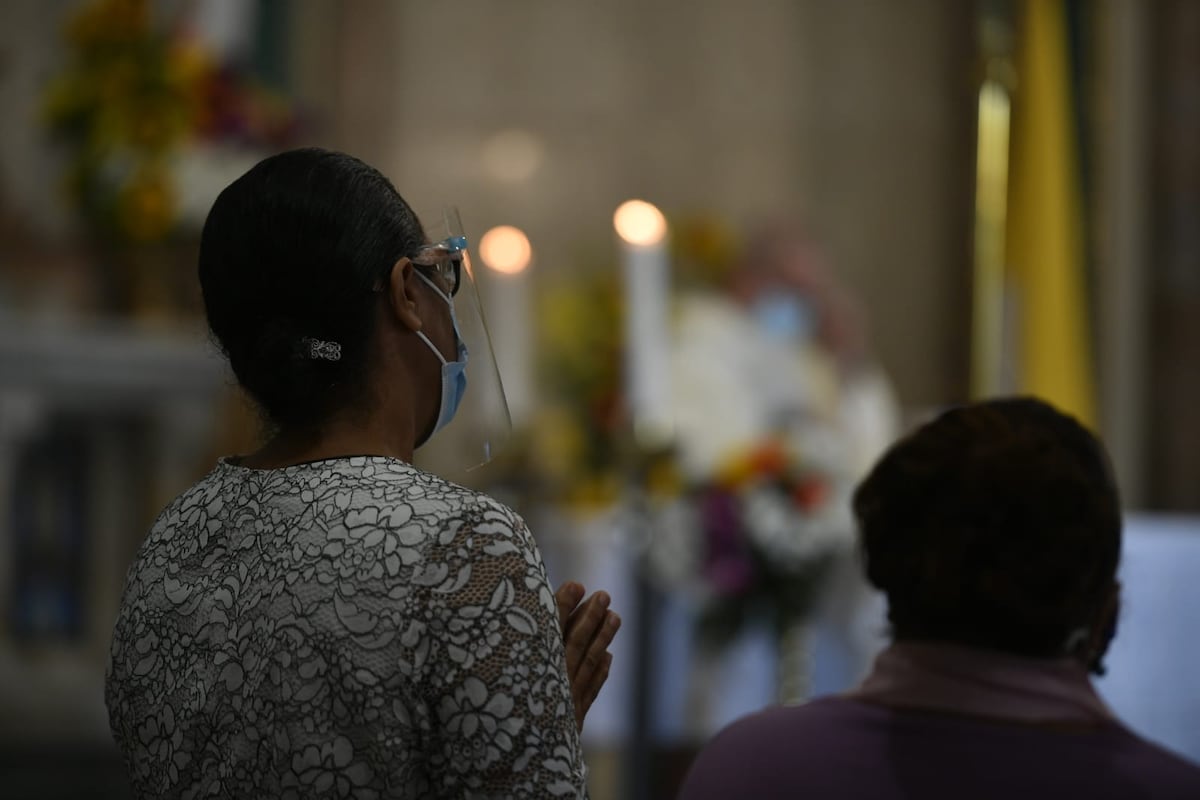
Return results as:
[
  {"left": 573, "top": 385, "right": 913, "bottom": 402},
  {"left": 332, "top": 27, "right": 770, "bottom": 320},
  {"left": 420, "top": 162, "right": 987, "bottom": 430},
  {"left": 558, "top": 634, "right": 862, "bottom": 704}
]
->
[
  {"left": 643, "top": 500, "right": 704, "bottom": 590},
  {"left": 742, "top": 485, "right": 854, "bottom": 569}
]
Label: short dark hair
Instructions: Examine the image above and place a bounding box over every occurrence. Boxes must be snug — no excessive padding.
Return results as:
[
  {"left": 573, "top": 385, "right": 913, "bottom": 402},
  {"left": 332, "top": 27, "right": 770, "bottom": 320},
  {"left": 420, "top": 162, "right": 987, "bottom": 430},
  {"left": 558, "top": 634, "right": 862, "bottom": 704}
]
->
[
  {"left": 199, "top": 148, "right": 425, "bottom": 432},
  {"left": 853, "top": 397, "right": 1121, "bottom": 662}
]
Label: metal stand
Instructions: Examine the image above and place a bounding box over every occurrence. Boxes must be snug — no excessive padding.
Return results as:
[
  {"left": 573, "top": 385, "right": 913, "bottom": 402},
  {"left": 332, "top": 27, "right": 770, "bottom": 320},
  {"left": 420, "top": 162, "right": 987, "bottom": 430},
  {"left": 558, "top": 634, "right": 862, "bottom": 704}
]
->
[{"left": 625, "top": 516, "right": 659, "bottom": 800}]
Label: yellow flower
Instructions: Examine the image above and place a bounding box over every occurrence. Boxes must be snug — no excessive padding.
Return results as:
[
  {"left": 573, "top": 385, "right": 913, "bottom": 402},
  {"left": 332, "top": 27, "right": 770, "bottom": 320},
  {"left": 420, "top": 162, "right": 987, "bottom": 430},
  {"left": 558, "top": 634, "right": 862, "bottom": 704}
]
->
[
  {"left": 96, "top": 58, "right": 139, "bottom": 106},
  {"left": 126, "top": 99, "right": 187, "bottom": 151},
  {"left": 166, "top": 39, "right": 213, "bottom": 86},
  {"left": 714, "top": 451, "right": 756, "bottom": 489},
  {"left": 90, "top": 102, "right": 130, "bottom": 153},
  {"left": 65, "top": 0, "right": 149, "bottom": 49},
  {"left": 646, "top": 457, "right": 685, "bottom": 499},
  {"left": 566, "top": 474, "right": 622, "bottom": 511},
  {"left": 531, "top": 406, "right": 586, "bottom": 479},
  {"left": 117, "top": 165, "right": 175, "bottom": 242},
  {"left": 672, "top": 214, "right": 739, "bottom": 285}
]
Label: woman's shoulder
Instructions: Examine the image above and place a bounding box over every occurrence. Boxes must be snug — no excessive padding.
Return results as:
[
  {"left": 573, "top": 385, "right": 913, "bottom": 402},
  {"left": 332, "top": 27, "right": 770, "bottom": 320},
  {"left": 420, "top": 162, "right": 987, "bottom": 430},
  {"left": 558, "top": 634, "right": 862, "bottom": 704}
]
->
[
  {"left": 203, "top": 454, "right": 509, "bottom": 517},
  {"left": 270, "top": 457, "right": 533, "bottom": 555},
  {"left": 140, "top": 455, "right": 534, "bottom": 577}
]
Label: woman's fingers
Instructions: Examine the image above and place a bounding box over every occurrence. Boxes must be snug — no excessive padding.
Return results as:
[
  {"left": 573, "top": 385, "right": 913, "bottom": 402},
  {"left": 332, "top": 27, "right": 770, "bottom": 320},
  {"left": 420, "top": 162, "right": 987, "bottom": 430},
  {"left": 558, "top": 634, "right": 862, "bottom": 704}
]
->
[
  {"left": 555, "top": 581, "right": 585, "bottom": 631},
  {"left": 558, "top": 589, "right": 620, "bottom": 731},
  {"left": 580, "top": 609, "right": 619, "bottom": 671},
  {"left": 574, "top": 611, "right": 619, "bottom": 719},
  {"left": 572, "top": 612, "right": 619, "bottom": 732},
  {"left": 580, "top": 610, "right": 620, "bottom": 681},
  {"left": 579, "top": 651, "right": 614, "bottom": 730},
  {"left": 563, "top": 592, "right": 610, "bottom": 680}
]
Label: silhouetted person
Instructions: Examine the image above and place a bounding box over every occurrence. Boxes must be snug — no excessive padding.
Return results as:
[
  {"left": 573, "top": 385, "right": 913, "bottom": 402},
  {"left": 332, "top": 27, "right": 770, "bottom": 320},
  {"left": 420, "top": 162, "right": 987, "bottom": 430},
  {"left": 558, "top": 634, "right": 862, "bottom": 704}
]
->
[{"left": 680, "top": 397, "right": 1200, "bottom": 799}]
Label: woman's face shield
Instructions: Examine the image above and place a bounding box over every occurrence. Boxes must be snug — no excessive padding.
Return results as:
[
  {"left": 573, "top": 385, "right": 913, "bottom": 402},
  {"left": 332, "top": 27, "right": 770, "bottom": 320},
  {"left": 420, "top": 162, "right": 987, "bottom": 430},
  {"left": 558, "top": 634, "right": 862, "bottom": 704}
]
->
[{"left": 412, "top": 207, "right": 512, "bottom": 474}]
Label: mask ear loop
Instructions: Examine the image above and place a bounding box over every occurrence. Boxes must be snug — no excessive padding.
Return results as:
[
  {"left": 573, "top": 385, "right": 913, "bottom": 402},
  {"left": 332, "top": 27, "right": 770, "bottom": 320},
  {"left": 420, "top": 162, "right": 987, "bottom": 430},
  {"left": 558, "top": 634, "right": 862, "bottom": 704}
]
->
[
  {"left": 415, "top": 331, "right": 449, "bottom": 365},
  {"left": 414, "top": 268, "right": 454, "bottom": 305},
  {"left": 413, "top": 270, "right": 466, "bottom": 366}
]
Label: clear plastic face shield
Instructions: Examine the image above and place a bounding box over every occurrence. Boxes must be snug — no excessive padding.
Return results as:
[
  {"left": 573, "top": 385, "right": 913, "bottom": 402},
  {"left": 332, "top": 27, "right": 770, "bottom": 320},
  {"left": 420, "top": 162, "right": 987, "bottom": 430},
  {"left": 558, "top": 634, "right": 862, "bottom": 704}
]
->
[{"left": 412, "top": 207, "right": 512, "bottom": 474}]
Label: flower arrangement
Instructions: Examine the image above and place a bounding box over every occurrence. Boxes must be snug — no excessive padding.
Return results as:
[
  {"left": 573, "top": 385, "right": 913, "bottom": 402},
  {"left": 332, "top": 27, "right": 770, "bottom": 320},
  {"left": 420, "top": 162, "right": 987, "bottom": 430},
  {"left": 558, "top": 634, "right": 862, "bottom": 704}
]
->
[
  {"left": 652, "top": 213, "right": 855, "bottom": 650},
  {"left": 670, "top": 213, "right": 739, "bottom": 290},
  {"left": 41, "top": 0, "right": 297, "bottom": 245},
  {"left": 535, "top": 216, "right": 853, "bottom": 656},
  {"left": 682, "top": 438, "right": 850, "bottom": 648}
]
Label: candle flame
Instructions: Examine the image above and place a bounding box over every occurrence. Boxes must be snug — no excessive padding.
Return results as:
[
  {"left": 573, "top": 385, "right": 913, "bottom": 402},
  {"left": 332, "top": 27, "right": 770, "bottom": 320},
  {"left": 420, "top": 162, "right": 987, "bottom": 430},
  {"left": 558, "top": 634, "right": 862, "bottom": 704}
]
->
[{"left": 614, "top": 200, "right": 667, "bottom": 246}]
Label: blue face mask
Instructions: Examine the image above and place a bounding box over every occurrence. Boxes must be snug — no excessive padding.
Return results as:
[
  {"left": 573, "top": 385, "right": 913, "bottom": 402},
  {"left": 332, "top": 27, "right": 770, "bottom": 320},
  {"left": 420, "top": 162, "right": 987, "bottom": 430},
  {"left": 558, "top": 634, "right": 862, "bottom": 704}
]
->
[
  {"left": 415, "top": 271, "right": 469, "bottom": 438},
  {"left": 753, "top": 294, "right": 815, "bottom": 342}
]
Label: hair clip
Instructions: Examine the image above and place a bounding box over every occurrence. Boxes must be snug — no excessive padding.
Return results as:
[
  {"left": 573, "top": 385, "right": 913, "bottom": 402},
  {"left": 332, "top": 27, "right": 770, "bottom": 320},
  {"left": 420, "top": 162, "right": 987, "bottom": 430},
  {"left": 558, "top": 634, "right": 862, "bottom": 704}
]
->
[{"left": 302, "top": 337, "right": 342, "bottom": 362}]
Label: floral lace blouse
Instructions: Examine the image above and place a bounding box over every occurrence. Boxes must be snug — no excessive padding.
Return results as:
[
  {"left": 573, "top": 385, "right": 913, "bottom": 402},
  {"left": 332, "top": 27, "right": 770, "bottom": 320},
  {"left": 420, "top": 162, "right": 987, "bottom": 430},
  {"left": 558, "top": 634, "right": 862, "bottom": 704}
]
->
[{"left": 106, "top": 456, "right": 588, "bottom": 799}]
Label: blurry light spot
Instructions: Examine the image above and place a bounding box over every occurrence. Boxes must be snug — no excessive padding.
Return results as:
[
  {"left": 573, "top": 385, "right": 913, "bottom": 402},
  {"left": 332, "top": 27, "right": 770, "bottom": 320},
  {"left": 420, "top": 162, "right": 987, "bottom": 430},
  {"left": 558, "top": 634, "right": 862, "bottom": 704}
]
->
[
  {"left": 481, "top": 130, "right": 544, "bottom": 183},
  {"left": 480, "top": 226, "right": 532, "bottom": 275}
]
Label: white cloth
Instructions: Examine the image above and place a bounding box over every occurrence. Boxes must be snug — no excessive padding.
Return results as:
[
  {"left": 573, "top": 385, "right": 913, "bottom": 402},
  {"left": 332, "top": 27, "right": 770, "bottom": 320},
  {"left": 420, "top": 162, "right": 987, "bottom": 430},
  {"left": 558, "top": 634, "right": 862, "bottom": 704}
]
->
[
  {"left": 836, "top": 364, "right": 902, "bottom": 480},
  {"left": 106, "top": 456, "right": 587, "bottom": 799},
  {"left": 670, "top": 291, "right": 842, "bottom": 481}
]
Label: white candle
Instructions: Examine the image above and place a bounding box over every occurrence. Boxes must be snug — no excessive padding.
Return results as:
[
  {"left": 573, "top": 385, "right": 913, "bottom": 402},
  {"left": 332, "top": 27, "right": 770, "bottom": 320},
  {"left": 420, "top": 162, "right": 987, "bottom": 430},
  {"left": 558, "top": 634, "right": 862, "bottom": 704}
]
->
[
  {"left": 479, "top": 226, "right": 534, "bottom": 428},
  {"left": 614, "top": 200, "right": 672, "bottom": 447}
]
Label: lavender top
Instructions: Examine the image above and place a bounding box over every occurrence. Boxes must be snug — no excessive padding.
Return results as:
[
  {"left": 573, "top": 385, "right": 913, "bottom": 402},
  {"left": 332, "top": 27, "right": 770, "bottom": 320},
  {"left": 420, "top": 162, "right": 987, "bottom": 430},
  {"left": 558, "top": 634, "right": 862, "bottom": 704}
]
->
[
  {"left": 679, "top": 643, "right": 1200, "bottom": 800},
  {"left": 678, "top": 697, "right": 1200, "bottom": 800}
]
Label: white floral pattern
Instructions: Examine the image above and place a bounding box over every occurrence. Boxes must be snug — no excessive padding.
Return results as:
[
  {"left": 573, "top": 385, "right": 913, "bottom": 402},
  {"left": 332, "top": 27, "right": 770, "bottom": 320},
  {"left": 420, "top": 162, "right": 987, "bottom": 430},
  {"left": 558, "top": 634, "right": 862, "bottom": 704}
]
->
[{"left": 106, "top": 456, "right": 587, "bottom": 799}]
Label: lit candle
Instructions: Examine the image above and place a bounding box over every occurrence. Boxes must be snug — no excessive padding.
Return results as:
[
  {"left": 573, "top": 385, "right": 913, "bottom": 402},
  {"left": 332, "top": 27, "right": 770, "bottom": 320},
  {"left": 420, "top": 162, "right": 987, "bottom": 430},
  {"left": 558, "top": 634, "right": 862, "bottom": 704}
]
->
[
  {"left": 614, "top": 200, "right": 672, "bottom": 448},
  {"left": 479, "top": 225, "right": 534, "bottom": 428}
]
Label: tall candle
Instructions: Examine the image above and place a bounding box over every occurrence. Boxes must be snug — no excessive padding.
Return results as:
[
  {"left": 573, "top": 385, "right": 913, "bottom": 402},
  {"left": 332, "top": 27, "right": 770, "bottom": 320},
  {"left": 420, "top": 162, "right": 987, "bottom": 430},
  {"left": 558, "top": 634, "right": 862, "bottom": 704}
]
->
[
  {"left": 614, "top": 200, "right": 672, "bottom": 447},
  {"left": 479, "top": 226, "right": 534, "bottom": 427}
]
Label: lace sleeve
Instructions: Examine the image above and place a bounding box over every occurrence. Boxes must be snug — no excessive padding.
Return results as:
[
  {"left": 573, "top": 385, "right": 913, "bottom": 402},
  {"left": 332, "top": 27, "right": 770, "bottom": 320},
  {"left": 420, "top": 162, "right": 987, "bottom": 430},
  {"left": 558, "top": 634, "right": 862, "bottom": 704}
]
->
[{"left": 419, "top": 497, "right": 588, "bottom": 798}]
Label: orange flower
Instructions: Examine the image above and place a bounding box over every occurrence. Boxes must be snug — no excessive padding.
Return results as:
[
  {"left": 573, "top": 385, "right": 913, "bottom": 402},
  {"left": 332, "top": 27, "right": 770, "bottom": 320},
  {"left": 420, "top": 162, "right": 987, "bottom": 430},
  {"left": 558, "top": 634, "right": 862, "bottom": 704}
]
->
[
  {"left": 792, "top": 477, "right": 829, "bottom": 512},
  {"left": 748, "top": 440, "right": 788, "bottom": 478}
]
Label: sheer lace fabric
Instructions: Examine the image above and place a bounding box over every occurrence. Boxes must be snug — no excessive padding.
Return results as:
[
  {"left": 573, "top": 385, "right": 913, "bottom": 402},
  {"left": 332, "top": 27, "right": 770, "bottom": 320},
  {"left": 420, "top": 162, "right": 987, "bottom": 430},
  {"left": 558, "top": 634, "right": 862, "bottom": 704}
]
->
[{"left": 106, "top": 456, "right": 587, "bottom": 799}]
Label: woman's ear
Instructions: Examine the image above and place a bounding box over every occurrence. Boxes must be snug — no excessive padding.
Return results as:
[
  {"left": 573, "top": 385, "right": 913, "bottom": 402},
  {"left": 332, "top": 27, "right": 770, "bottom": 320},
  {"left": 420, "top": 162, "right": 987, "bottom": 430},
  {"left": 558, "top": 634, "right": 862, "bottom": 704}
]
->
[{"left": 386, "top": 257, "right": 423, "bottom": 332}]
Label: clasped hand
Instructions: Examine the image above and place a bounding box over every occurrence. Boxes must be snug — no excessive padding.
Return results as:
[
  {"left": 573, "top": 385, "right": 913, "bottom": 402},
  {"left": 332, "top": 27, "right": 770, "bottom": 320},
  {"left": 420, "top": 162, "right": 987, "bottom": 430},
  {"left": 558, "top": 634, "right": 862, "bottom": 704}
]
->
[{"left": 554, "top": 582, "right": 621, "bottom": 732}]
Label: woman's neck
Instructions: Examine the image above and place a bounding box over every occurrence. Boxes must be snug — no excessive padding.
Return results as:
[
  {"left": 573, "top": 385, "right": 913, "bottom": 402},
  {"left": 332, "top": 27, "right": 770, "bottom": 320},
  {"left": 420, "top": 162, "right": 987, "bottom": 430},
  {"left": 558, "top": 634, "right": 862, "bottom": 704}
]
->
[{"left": 240, "top": 413, "right": 417, "bottom": 470}]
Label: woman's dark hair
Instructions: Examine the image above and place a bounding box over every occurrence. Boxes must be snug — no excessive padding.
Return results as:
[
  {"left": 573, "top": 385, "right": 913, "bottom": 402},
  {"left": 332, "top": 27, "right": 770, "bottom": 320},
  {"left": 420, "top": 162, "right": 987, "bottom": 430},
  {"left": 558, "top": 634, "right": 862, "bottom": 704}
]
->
[
  {"left": 199, "top": 148, "right": 425, "bottom": 432},
  {"left": 853, "top": 397, "right": 1121, "bottom": 665}
]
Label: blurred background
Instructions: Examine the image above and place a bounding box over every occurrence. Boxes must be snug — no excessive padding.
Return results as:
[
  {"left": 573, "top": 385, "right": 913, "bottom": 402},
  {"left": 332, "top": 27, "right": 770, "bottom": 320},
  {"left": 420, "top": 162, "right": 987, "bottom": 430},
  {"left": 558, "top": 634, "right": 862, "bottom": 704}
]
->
[{"left": 1, "top": 1, "right": 1198, "bottom": 798}]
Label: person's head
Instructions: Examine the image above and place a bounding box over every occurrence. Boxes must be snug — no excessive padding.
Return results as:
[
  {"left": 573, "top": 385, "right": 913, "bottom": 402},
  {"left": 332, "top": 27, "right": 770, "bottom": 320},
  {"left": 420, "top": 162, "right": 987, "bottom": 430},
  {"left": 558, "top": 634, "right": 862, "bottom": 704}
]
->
[
  {"left": 853, "top": 398, "right": 1122, "bottom": 674},
  {"left": 731, "top": 220, "right": 867, "bottom": 363},
  {"left": 199, "top": 148, "right": 460, "bottom": 444}
]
